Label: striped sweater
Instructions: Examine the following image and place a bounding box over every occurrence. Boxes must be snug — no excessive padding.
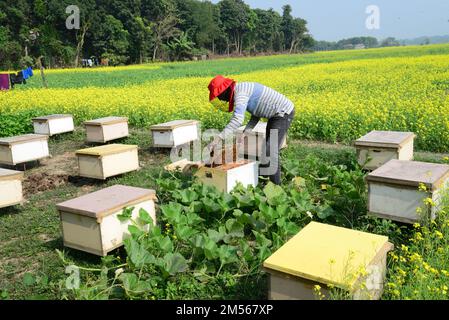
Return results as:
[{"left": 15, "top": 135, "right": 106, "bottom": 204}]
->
[{"left": 219, "top": 82, "right": 295, "bottom": 139}]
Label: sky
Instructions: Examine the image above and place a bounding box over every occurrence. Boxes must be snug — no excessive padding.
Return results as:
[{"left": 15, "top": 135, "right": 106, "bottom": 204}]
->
[{"left": 211, "top": 0, "right": 449, "bottom": 41}]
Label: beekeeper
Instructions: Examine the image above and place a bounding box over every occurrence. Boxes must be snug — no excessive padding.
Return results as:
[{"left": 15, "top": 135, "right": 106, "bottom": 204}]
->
[{"left": 207, "top": 75, "right": 295, "bottom": 185}]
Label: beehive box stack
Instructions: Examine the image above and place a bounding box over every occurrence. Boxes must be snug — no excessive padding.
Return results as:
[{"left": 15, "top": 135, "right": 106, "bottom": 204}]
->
[
  {"left": 0, "top": 134, "right": 50, "bottom": 166},
  {"left": 84, "top": 117, "right": 129, "bottom": 143},
  {"left": 0, "top": 168, "right": 24, "bottom": 209},
  {"left": 367, "top": 160, "right": 449, "bottom": 224},
  {"left": 236, "top": 122, "right": 287, "bottom": 159},
  {"left": 263, "top": 222, "right": 393, "bottom": 300},
  {"left": 57, "top": 185, "right": 157, "bottom": 256},
  {"left": 354, "top": 131, "right": 415, "bottom": 170},
  {"left": 32, "top": 114, "right": 75, "bottom": 136},
  {"left": 76, "top": 144, "right": 139, "bottom": 180},
  {"left": 150, "top": 120, "right": 200, "bottom": 148}
]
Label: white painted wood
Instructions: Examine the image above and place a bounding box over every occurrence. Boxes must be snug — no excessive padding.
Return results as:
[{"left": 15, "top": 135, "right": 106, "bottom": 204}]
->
[
  {"left": 77, "top": 148, "right": 139, "bottom": 180},
  {"left": 151, "top": 121, "right": 199, "bottom": 148},
  {"left": 236, "top": 123, "right": 287, "bottom": 159},
  {"left": 101, "top": 122, "right": 129, "bottom": 142},
  {"left": 368, "top": 182, "right": 439, "bottom": 223},
  {"left": 101, "top": 149, "right": 140, "bottom": 179},
  {"left": 33, "top": 116, "right": 74, "bottom": 136},
  {"left": 85, "top": 121, "right": 129, "bottom": 143},
  {"left": 399, "top": 138, "right": 414, "bottom": 161},
  {"left": 10, "top": 140, "right": 49, "bottom": 165},
  {"left": 196, "top": 161, "right": 259, "bottom": 193},
  {"left": 268, "top": 243, "right": 391, "bottom": 301},
  {"left": 357, "top": 148, "right": 399, "bottom": 171},
  {"left": 48, "top": 117, "right": 75, "bottom": 135},
  {"left": 0, "top": 179, "right": 23, "bottom": 209},
  {"left": 0, "top": 146, "right": 13, "bottom": 164},
  {"left": 59, "top": 200, "right": 156, "bottom": 256},
  {"left": 152, "top": 130, "right": 174, "bottom": 147},
  {"left": 172, "top": 125, "right": 199, "bottom": 147},
  {"left": 100, "top": 200, "right": 155, "bottom": 253}
]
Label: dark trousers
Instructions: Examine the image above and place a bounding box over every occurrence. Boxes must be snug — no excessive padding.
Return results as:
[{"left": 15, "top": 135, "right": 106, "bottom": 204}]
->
[{"left": 261, "top": 109, "right": 295, "bottom": 185}]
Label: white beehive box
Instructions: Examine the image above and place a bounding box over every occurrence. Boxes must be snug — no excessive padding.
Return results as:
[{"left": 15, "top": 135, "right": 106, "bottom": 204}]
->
[
  {"left": 56, "top": 185, "right": 157, "bottom": 256},
  {"left": 367, "top": 160, "right": 449, "bottom": 224},
  {"left": 76, "top": 144, "right": 140, "bottom": 180},
  {"left": 263, "top": 222, "right": 394, "bottom": 300},
  {"left": 84, "top": 117, "right": 129, "bottom": 143},
  {"left": 236, "top": 122, "right": 287, "bottom": 159},
  {"left": 354, "top": 131, "right": 415, "bottom": 170},
  {"left": 0, "top": 168, "right": 24, "bottom": 209},
  {"left": 196, "top": 161, "right": 258, "bottom": 193},
  {"left": 0, "top": 134, "right": 50, "bottom": 165},
  {"left": 150, "top": 120, "right": 200, "bottom": 148},
  {"left": 32, "top": 114, "right": 75, "bottom": 136}
]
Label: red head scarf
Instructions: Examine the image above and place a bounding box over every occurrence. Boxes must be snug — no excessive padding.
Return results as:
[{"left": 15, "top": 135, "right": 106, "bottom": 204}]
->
[{"left": 208, "top": 75, "right": 236, "bottom": 112}]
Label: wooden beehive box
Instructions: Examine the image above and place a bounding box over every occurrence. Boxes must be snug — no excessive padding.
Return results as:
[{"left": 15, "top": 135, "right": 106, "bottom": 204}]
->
[
  {"left": 76, "top": 144, "right": 140, "bottom": 180},
  {"left": 196, "top": 161, "right": 258, "bottom": 193},
  {"left": 367, "top": 160, "right": 449, "bottom": 224},
  {"left": 354, "top": 131, "right": 415, "bottom": 170},
  {"left": 0, "top": 168, "right": 24, "bottom": 209},
  {"left": 263, "top": 222, "right": 393, "bottom": 300},
  {"left": 236, "top": 122, "right": 287, "bottom": 159},
  {"left": 56, "top": 185, "right": 157, "bottom": 256},
  {"left": 32, "top": 114, "right": 75, "bottom": 136},
  {"left": 0, "top": 134, "right": 50, "bottom": 165},
  {"left": 84, "top": 117, "right": 129, "bottom": 143},
  {"left": 150, "top": 120, "right": 200, "bottom": 148}
]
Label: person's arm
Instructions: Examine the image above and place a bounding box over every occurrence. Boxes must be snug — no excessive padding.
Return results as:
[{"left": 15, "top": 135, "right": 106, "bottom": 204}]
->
[
  {"left": 244, "top": 115, "right": 260, "bottom": 133},
  {"left": 218, "top": 96, "right": 249, "bottom": 140}
]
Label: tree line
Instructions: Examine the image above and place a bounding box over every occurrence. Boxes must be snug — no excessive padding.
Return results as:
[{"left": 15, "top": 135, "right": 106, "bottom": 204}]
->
[
  {"left": 313, "top": 36, "right": 402, "bottom": 51},
  {"left": 0, "top": 0, "right": 315, "bottom": 69}
]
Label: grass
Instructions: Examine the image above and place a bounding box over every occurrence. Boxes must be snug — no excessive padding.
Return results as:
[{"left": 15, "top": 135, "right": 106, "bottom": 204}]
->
[{"left": 1, "top": 128, "right": 449, "bottom": 300}]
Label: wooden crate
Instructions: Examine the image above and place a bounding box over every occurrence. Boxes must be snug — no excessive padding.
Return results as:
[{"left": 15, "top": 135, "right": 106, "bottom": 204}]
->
[
  {"left": 0, "top": 134, "right": 50, "bottom": 165},
  {"left": 56, "top": 185, "right": 157, "bottom": 256},
  {"left": 354, "top": 131, "right": 415, "bottom": 170},
  {"left": 236, "top": 122, "right": 287, "bottom": 160},
  {"left": 150, "top": 120, "right": 200, "bottom": 148},
  {"left": 367, "top": 160, "right": 449, "bottom": 224},
  {"left": 76, "top": 144, "right": 140, "bottom": 180},
  {"left": 263, "top": 222, "right": 393, "bottom": 300},
  {"left": 0, "top": 168, "right": 24, "bottom": 209},
  {"left": 84, "top": 117, "right": 129, "bottom": 143},
  {"left": 32, "top": 114, "right": 74, "bottom": 136},
  {"left": 195, "top": 161, "right": 258, "bottom": 193}
]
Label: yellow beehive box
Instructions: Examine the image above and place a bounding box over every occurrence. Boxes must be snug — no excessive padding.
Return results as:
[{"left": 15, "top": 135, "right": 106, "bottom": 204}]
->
[
  {"left": 32, "top": 114, "right": 75, "bottom": 136},
  {"left": 0, "top": 134, "right": 50, "bottom": 165},
  {"left": 367, "top": 160, "right": 449, "bottom": 224},
  {"left": 150, "top": 120, "right": 200, "bottom": 148},
  {"left": 354, "top": 131, "right": 415, "bottom": 170},
  {"left": 263, "top": 222, "right": 393, "bottom": 300},
  {"left": 236, "top": 122, "right": 287, "bottom": 160},
  {"left": 0, "top": 168, "right": 24, "bottom": 209},
  {"left": 195, "top": 161, "right": 259, "bottom": 193},
  {"left": 57, "top": 185, "right": 157, "bottom": 256},
  {"left": 84, "top": 117, "right": 129, "bottom": 143},
  {"left": 76, "top": 144, "right": 140, "bottom": 180}
]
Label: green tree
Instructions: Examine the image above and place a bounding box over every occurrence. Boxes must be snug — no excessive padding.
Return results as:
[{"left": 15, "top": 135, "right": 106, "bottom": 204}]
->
[{"left": 218, "top": 0, "right": 251, "bottom": 55}]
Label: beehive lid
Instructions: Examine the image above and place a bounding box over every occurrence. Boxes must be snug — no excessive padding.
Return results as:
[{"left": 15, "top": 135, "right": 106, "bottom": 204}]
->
[
  {"left": 0, "top": 168, "right": 24, "bottom": 181},
  {"left": 150, "top": 120, "right": 199, "bottom": 131},
  {"left": 84, "top": 116, "right": 128, "bottom": 126},
  {"left": 56, "top": 185, "right": 157, "bottom": 219},
  {"left": 354, "top": 131, "right": 415, "bottom": 148},
  {"left": 366, "top": 160, "right": 449, "bottom": 190},
  {"left": 0, "top": 134, "right": 48, "bottom": 146},
  {"left": 236, "top": 122, "right": 268, "bottom": 136},
  {"left": 263, "top": 222, "right": 390, "bottom": 291},
  {"left": 76, "top": 144, "right": 138, "bottom": 157},
  {"left": 32, "top": 114, "right": 73, "bottom": 121}
]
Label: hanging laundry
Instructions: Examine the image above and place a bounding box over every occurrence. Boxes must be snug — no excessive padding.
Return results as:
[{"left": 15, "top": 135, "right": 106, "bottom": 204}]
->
[
  {"left": 29, "top": 67, "right": 34, "bottom": 77},
  {"left": 23, "top": 67, "right": 32, "bottom": 80},
  {"left": 9, "top": 71, "right": 26, "bottom": 88},
  {"left": 0, "top": 74, "right": 10, "bottom": 91}
]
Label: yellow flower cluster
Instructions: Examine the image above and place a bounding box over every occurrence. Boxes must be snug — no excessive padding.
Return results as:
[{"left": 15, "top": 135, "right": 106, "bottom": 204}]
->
[{"left": 1, "top": 45, "right": 449, "bottom": 151}]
